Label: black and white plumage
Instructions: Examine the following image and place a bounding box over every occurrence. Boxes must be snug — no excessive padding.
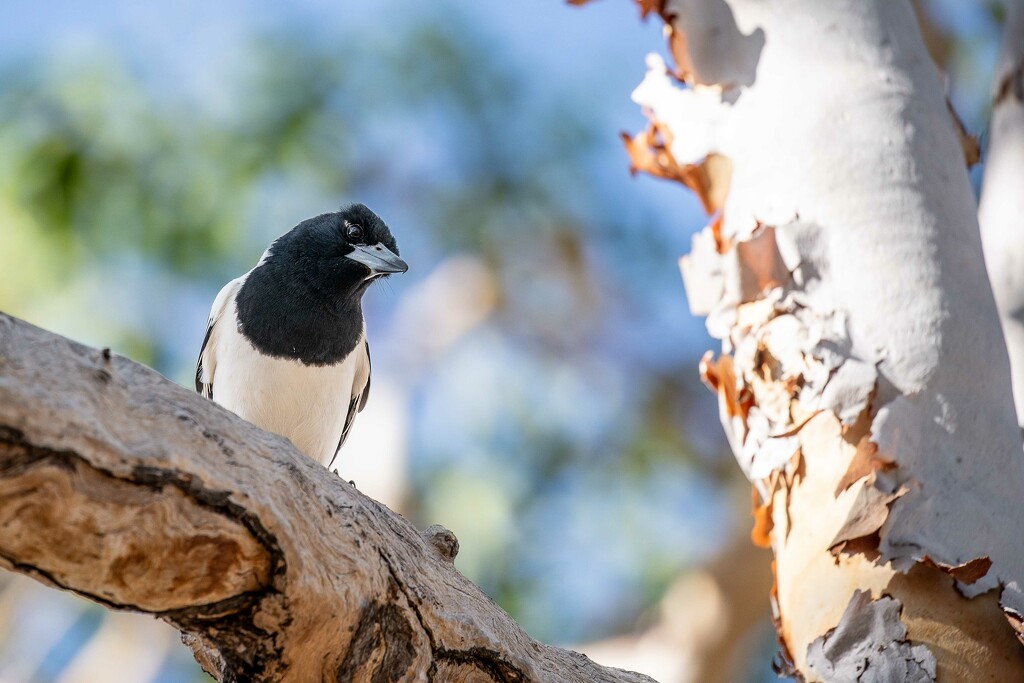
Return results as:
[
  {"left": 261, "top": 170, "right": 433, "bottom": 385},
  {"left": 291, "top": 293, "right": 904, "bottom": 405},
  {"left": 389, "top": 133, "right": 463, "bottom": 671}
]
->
[{"left": 196, "top": 204, "right": 407, "bottom": 468}]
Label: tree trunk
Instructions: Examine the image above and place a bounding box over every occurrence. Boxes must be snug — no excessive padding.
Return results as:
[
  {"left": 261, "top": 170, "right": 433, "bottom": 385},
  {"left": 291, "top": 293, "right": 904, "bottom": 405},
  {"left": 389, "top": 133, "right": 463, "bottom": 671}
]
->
[
  {"left": 624, "top": 0, "right": 1024, "bottom": 679},
  {"left": 980, "top": 0, "right": 1024, "bottom": 428},
  {"left": 0, "top": 313, "right": 654, "bottom": 683}
]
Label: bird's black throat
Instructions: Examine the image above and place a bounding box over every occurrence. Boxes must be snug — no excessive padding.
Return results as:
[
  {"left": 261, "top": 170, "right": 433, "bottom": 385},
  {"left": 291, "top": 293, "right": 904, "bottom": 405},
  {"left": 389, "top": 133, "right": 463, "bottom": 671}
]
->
[{"left": 234, "top": 259, "right": 366, "bottom": 367}]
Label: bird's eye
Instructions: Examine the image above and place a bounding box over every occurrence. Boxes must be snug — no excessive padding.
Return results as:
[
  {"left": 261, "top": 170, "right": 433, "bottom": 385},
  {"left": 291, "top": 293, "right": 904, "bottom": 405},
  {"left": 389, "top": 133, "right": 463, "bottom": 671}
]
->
[{"left": 346, "top": 224, "right": 364, "bottom": 242}]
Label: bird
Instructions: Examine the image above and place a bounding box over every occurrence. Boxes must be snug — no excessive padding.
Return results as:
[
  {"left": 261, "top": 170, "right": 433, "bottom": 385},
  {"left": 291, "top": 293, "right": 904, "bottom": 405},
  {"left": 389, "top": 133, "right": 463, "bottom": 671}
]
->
[{"left": 195, "top": 203, "right": 407, "bottom": 469}]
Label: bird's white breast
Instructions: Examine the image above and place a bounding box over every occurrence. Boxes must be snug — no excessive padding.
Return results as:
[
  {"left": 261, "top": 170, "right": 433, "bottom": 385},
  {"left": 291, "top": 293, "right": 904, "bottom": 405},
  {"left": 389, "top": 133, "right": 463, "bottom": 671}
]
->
[{"left": 210, "top": 297, "right": 367, "bottom": 467}]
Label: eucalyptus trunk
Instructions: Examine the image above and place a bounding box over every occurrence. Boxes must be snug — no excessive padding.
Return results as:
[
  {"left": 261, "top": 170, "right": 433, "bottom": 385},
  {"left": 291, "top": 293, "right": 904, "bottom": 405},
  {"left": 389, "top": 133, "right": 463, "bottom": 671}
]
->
[
  {"left": 625, "top": 1, "right": 1024, "bottom": 679},
  {"left": 980, "top": 0, "right": 1024, "bottom": 428}
]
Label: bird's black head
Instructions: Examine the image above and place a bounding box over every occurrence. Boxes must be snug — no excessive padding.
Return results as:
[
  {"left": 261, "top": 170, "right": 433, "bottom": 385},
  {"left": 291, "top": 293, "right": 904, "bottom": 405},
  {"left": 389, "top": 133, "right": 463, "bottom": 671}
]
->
[
  {"left": 264, "top": 202, "right": 403, "bottom": 299},
  {"left": 275, "top": 203, "right": 407, "bottom": 298},
  {"left": 235, "top": 203, "right": 407, "bottom": 364}
]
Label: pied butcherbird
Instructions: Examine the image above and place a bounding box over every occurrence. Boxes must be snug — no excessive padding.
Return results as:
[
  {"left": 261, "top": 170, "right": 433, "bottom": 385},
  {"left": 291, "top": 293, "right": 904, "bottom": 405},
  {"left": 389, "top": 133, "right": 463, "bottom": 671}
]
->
[{"left": 196, "top": 204, "right": 407, "bottom": 468}]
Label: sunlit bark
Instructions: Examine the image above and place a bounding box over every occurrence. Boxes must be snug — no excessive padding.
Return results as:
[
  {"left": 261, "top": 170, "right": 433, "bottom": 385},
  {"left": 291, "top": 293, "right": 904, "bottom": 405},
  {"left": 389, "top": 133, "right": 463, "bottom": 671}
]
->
[
  {"left": 624, "top": 1, "right": 1024, "bottom": 679},
  {"left": 0, "top": 313, "right": 653, "bottom": 683}
]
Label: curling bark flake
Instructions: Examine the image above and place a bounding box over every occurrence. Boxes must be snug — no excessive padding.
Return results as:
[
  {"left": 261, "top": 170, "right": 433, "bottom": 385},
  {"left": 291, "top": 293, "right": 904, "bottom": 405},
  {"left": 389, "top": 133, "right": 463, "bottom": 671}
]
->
[
  {"left": 625, "top": 0, "right": 1024, "bottom": 679},
  {"left": 980, "top": 1, "right": 1024, "bottom": 429}
]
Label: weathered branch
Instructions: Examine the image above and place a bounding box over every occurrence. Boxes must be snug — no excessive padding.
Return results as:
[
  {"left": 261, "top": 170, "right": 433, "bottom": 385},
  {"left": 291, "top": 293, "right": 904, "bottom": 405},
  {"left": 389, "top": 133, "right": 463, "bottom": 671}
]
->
[{"left": 0, "top": 312, "right": 654, "bottom": 683}]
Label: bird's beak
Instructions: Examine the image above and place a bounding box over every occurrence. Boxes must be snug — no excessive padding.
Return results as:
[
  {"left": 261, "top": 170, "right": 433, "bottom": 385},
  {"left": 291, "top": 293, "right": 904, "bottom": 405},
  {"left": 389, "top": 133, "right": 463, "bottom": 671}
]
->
[{"left": 345, "top": 244, "right": 409, "bottom": 276}]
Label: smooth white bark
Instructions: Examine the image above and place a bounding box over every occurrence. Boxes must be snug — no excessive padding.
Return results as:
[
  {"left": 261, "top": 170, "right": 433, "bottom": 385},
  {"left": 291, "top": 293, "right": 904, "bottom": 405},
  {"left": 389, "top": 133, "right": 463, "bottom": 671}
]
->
[{"left": 980, "top": 0, "right": 1024, "bottom": 427}]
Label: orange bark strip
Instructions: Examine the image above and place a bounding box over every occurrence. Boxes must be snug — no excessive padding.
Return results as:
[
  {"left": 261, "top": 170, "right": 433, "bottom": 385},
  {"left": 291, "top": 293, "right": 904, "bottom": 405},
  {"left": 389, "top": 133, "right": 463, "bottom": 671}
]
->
[
  {"left": 834, "top": 436, "right": 896, "bottom": 497},
  {"left": 622, "top": 125, "right": 732, "bottom": 214},
  {"left": 710, "top": 214, "right": 731, "bottom": 253},
  {"left": 667, "top": 26, "right": 695, "bottom": 83},
  {"left": 751, "top": 484, "right": 774, "bottom": 548},
  {"left": 946, "top": 98, "right": 981, "bottom": 167},
  {"left": 700, "top": 352, "right": 750, "bottom": 421},
  {"left": 752, "top": 501, "right": 774, "bottom": 548},
  {"left": 635, "top": 0, "right": 665, "bottom": 20},
  {"left": 921, "top": 556, "right": 994, "bottom": 586},
  {"left": 736, "top": 225, "right": 787, "bottom": 296},
  {"left": 994, "top": 63, "right": 1023, "bottom": 105}
]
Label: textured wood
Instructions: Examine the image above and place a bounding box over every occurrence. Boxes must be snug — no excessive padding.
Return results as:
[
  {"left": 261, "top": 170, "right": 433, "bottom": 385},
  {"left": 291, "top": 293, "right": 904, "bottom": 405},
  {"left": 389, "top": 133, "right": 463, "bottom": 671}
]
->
[{"left": 0, "top": 313, "right": 654, "bottom": 683}]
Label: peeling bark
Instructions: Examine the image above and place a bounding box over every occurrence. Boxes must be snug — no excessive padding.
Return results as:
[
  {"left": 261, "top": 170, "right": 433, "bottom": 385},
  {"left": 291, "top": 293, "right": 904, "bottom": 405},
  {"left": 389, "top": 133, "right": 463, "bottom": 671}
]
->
[
  {"left": 624, "top": 0, "right": 1024, "bottom": 679},
  {"left": 0, "top": 313, "right": 654, "bottom": 683},
  {"left": 806, "top": 591, "right": 936, "bottom": 683}
]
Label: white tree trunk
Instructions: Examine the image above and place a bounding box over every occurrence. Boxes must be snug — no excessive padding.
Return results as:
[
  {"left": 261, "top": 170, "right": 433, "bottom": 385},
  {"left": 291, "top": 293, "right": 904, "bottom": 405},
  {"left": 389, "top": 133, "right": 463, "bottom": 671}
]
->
[
  {"left": 980, "top": 0, "right": 1024, "bottom": 428},
  {"left": 627, "top": 0, "right": 1024, "bottom": 679}
]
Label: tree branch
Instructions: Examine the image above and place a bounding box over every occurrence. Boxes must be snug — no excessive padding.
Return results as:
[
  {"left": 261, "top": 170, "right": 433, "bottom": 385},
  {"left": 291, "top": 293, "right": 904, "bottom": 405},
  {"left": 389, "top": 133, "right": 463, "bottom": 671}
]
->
[{"left": 0, "top": 312, "right": 654, "bottom": 683}]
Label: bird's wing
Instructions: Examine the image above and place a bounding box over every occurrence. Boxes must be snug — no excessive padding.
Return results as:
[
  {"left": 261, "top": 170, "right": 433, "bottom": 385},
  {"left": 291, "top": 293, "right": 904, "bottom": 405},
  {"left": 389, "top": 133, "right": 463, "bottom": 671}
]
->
[
  {"left": 329, "top": 339, "right": 372, "bottom": 470},
  {"left": 195, "top": 277, "right": 245, "bottom": 400}
]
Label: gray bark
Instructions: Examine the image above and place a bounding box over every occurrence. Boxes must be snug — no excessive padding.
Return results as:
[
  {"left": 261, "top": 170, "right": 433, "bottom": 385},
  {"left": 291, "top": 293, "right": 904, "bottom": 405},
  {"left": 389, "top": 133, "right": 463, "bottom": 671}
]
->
[{"left": 0, "top": 312, "right": 654, "bottom": 683}]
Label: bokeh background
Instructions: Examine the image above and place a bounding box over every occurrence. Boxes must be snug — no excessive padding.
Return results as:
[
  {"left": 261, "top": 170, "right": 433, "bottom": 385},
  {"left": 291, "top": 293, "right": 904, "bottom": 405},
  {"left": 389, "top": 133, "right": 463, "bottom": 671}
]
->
[{"left": 0, "top": 1, "right": 1007, "bottom": 681}]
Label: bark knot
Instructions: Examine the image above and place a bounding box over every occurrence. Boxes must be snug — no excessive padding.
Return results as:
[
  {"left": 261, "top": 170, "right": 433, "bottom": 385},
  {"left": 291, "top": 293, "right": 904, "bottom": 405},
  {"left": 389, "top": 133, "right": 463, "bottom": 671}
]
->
[{"left": 423, "top": 524, "right": 460, "bottom": 563}]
